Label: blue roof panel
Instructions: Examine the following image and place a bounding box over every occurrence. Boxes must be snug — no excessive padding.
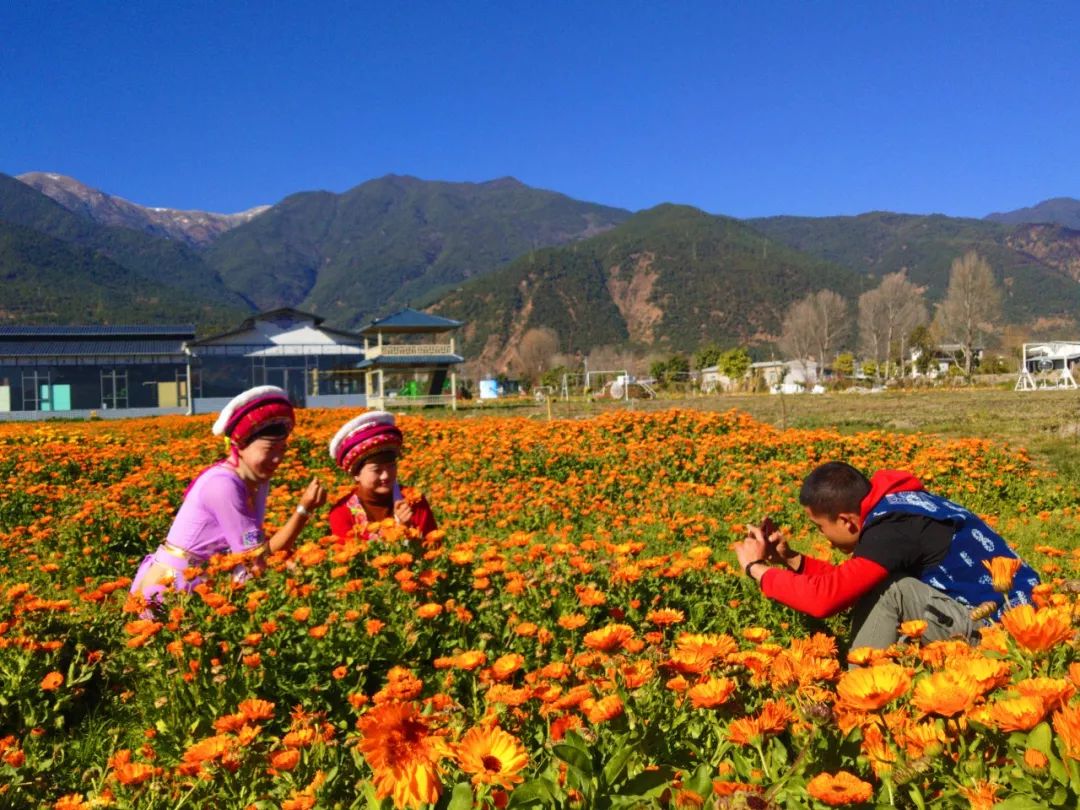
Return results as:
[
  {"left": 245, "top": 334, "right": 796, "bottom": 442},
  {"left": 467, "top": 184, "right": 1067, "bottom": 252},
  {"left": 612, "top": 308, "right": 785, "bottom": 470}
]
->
[
  {"left": 360, "top": 308, "right": 463, "bottom": 334},
  {"left": 0, "top": 339, "right": 188, "bottom": 357},
  {"left": 0, "top": 325, "right": 194, "bottom": 338}
]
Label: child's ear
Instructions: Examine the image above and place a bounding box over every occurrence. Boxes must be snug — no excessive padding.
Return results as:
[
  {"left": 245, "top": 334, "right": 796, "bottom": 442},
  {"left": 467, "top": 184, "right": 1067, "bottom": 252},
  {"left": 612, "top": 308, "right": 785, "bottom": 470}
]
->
[{"left": 840, "top": 512, "right": 862, "bottom": 536}]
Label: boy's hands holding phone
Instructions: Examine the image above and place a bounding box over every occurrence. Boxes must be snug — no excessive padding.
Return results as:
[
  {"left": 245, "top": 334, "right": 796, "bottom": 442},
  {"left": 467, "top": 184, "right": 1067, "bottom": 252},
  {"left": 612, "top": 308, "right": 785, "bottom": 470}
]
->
[
  {"left": 760, "top": 517, "right": 802, "bottom": 569},
  {"left": 734, "top": 517, "right": 802, "bottom": 579}
]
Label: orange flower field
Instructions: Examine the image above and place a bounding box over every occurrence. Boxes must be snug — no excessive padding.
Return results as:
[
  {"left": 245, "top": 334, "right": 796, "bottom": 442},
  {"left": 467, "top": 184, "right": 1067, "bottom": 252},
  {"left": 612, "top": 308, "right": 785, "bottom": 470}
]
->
[{"left": 2, "top": 408, "right": 1080, "bottom": 808}]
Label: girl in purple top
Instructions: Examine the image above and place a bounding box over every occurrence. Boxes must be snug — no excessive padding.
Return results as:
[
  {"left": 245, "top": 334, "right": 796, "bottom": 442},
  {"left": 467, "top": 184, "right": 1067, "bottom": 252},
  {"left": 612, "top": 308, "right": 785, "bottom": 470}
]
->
[{"left": 131, "top": 386, "right": 327, "bottom": 603}]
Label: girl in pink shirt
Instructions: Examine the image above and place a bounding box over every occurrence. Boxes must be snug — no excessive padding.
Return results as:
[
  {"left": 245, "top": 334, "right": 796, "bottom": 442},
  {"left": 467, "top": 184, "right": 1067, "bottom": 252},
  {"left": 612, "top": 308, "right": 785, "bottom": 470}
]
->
[{"left": 131, "top": 386, "right": 326, "bottom": 604}]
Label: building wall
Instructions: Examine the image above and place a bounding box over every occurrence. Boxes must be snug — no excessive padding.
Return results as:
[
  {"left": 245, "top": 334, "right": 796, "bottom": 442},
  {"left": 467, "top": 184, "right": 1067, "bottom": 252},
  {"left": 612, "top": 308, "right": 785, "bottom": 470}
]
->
[{"left": 0, "top": 363, "right": 188, "bottom": 413}]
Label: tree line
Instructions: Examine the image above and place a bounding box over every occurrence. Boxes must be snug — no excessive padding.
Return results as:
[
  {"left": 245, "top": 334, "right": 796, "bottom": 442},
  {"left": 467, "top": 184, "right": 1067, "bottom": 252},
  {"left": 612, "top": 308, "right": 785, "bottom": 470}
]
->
[
  {"left": 487, "top": 250, "right": 1004, "bottom": 391},
  {"left": 780, "top": 250, "right": 1003, "bottom": 381}
]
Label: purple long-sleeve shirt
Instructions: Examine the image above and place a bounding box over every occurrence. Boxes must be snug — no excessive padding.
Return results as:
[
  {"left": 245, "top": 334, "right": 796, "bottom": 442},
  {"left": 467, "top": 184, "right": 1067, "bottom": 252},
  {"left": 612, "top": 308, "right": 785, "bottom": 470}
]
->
[{"left": 165, "top": 464, "right": 269, "bottom": 559}]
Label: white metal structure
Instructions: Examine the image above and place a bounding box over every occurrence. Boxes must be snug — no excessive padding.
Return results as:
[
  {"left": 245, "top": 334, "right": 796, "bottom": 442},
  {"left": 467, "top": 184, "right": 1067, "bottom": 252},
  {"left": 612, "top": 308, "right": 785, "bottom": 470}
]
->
[{"left": 1015, "top": 342, "right": 1080, "bottom": 391}]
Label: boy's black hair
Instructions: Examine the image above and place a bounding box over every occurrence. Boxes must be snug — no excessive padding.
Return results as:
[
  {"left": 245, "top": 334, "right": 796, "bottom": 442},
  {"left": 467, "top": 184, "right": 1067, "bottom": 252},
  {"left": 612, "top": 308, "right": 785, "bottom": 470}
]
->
[{"left": 799, "top": 461, "right": 871, "bottom": 519}]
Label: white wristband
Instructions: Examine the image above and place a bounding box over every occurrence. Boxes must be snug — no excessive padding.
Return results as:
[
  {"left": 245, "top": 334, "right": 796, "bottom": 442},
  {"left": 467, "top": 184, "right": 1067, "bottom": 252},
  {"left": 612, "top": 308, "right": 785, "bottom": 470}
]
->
[{"left": 295, "top": 504, "right": 309, "bottom": 517}]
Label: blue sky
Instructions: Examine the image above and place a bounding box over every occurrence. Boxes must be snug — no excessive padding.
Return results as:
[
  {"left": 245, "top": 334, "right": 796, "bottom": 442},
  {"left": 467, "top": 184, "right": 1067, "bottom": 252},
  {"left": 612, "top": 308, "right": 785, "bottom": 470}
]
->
[{"left": 3, "top": 1, "right": 1077, "bottom": 218}]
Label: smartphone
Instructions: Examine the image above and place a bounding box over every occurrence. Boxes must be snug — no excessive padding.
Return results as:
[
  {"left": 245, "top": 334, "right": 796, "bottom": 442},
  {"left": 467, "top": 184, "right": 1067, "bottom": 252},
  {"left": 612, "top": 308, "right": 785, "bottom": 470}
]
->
[{"left": 760, "top": 516, "right": 777, "bottom": 542}]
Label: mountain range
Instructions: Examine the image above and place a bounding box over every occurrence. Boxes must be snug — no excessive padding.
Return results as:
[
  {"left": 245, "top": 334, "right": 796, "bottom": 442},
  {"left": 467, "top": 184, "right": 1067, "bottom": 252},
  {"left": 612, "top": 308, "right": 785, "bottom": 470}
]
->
[
  {"left": 3, "top": 170, "right": 1079, "bottom": 364},
  {"left": 18, "top": 172, "right": 269, "bottom": 248}
]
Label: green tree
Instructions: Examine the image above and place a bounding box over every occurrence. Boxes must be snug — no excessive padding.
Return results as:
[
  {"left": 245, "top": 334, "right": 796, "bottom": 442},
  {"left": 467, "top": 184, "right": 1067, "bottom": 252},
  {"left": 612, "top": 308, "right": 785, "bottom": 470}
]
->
[
  {"left": 834, "top": 352, "right": 855, "bottom": 378},
  {"left": 650, "top": 354, "right": 689, "bottom": 387},
  {"left": 694, "top": 343, "right": 724, "bottom": 371},
  {"left": 908, "top": 325, "right": 936, "bottom": 375},
  {"left": 717, "top": 347, "right": 751, "bottom": 382}
]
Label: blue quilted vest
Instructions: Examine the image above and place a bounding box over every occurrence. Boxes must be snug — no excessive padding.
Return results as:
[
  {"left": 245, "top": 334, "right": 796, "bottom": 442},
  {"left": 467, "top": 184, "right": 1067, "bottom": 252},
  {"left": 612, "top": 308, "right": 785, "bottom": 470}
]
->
[{"left": 863, "top": 490, "right": 1039, "bottom": 616}]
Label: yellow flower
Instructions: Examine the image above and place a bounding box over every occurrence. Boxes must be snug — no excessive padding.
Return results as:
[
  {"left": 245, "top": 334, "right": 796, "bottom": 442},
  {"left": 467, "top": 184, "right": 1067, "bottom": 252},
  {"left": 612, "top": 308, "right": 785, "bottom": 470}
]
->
[
  {"left": 836, "top": 664, "right": 911, "bottom": 712},
  {"left": 911, "top": 670, "right": 978, "bottom": 718},
  {"left": 455, "top": 725, "right": 528, "bottom": 789}
]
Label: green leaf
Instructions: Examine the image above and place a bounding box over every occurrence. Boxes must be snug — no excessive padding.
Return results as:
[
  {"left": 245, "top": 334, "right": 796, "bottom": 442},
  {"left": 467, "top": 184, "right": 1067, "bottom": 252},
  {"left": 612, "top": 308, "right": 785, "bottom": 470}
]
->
[
  {"left": 447, "top": 782, "right": 474, "bottom": 810},
  {"left": 1027, "top": 722, "right": 1053, "bottom": 756},
  {"left": 601, "top": 742, "right": 634, "bottom": 787},
  {"left": 684, "top": 764, "right": 712, "bottom": 798},
  {"left": 552, "top": 743, "right": 594, "bottom": 780},
  {"left": 617, "top": 766, "right": 674, "bottom": 797},
  {"left": 507, "top": 778, "right": 558, "bottom": 808},
  {"left": 993, "top": 797, "right": 1051, "bottom": 810}
]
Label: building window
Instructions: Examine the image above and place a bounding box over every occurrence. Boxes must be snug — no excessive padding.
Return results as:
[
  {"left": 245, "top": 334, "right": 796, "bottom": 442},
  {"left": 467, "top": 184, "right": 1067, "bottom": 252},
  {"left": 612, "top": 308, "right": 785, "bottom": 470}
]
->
[
  {"left": 21, "top": 371, "right": 49, "bottom": 410},
  {"left": 101, "top": 369, "right": 129, "bottom": 409}
]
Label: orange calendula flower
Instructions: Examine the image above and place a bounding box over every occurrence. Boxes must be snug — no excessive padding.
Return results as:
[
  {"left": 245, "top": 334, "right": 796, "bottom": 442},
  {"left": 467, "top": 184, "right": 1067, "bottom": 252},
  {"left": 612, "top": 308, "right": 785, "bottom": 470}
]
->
[
  {"left": 983, "top": 556, "right": 1022, "bottom": 594},
  {"left": 952, "top": 656, "right": 1011, "bottom": 696},
  {"left": 957, "top": 780, "right": 1001, "bottom": 810},
  {"left": 41, "top": 671, "right": 64, "bottom": 691},
  {"left": 416, "top": 603, "right": 443, "bottom": 619},
  {"left": 1053, "top": 703, "right": 1080, "bottom": 760},
  {"left": 583, "top": 694, "right": 624, "bottom": 724},
  {"left": 1000, "top": 604, "right": 1074, "bottom": 652},
  {"left": 238, "top": 698, "right": 275, "bottom": 722},
  {"left": 726, "top": 717, "right": 761, "bottom": 746},
  {"left": 488, "top": 653, "right": 525, "bottom": 682},
  {"left": 860, "top": 724, "right": 897, "bottom": 778},
  {"left": 455, "top": 725, "right": 528, "bottom": 789},
  {"left": 806, "top": 770, "right": 873, "bottom": 806},
  {"left": 582, "top": 623, "right": 634, "bottom": 653},
  {"left": 688, "top": 677, "right": 736, "bottom": 709},
  {"left": 270, "top": 749, "right": 301, "bottom": 771},
  {"left": 557, "top": 613, "right": 588, "bottom": 630},
  {"left": 898, "top": 619, "right": 928, "bottom": 639},
  {"left": 53, "top": 795, "right": 88, "bottom": 810},
  {"left": 756, "top": 699, "right": 795, "bottom": 735},
  {"left": 575, "top": 585, "right": 606, "bottom": 607},
  {"left": 646, "top": 608, "right": 685, "bottom": 626},
  {"left": 1016, "top": 676, "right": 1075, "bottom": 712},
  {"left": 911, "top": 670, "right": 978, "bottom": 718},
  {"left": 836, "top": 664, "right": 911, "bottom": 712},
  {"left": 988, "top": 696, "right": 1046, "bottom": 732},
  {"left": 1024, "top": 747, "right": 1049, "bottom": 772},
  {"left": 356, "top": 701, "right": 450, "bottom": 809},
  {"left": 741, "top": 627, "right": 770, "bottom": 643}
]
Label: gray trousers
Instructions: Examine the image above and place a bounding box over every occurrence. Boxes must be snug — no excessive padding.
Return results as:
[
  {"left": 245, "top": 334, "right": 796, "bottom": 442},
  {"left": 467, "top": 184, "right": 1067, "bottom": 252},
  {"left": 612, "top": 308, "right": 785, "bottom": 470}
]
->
[{"left": 849, "top": 576, "right": 978, "bottom": 652}]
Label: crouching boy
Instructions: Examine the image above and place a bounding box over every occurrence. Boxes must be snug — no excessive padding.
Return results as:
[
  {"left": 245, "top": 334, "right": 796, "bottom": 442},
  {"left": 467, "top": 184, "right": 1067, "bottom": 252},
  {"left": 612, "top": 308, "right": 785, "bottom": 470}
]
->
[{"left": 732, "top": 461, "right": 1039, "bottom": 651}]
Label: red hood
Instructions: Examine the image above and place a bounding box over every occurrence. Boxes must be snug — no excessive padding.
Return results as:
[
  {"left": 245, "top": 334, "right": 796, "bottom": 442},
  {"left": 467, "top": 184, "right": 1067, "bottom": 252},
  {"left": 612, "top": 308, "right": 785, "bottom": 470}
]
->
[{"left": 859, "top": 469, "right": 923, "bottom": 523}]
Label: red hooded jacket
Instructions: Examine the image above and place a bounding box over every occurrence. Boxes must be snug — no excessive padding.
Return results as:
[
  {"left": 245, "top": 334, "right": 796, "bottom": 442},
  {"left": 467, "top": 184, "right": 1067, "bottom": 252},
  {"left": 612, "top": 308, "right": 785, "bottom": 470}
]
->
[{"left": 758, "top": 470, "right": 923, "bottom": 618}]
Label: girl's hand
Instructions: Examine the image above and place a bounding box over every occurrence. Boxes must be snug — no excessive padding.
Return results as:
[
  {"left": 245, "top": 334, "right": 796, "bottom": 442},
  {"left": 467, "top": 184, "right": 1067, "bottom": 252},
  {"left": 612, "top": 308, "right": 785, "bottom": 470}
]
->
[
  {"left": 300, "top": 478, "right": 327, "bottom": 512},
  {"left": 394, "top": 498, "right": 414, "bottom": 526}
]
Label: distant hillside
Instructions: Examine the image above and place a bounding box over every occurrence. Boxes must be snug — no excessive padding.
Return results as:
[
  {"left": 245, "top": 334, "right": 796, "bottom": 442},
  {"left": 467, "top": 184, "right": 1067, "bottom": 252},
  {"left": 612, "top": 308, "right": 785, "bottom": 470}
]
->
[
  {"left": 0, "top": 220, "right": 239, "bottom": 325},
  {"left": 17, "top": 172, "right": 268, "bottom": 248},
  {"left": 203, "top": 174, "right": 631, "bottom": 327},
  {"left": 747, "top": 212, "right": 1080, "bottom": 323},
  {"left": 0, "top": 173, "right": 249, "bottom": 328},
  {"left": 430, "top": 205, "right": 869, "bottom": 367},
  {"left": 986, "top": 197, "right": 1080, "bottom": 230}
]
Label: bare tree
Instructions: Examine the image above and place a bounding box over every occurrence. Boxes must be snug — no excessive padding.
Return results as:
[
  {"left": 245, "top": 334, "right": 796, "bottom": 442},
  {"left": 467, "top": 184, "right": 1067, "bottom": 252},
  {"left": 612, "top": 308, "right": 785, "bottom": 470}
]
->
[
  {"left": 513, "top": 327, "right": 560, "bottom": 383},
  {"left": 779, "top": 296, "right": 818, "bottom": 381},
  {"left": 858, "top": 287, "right": 887, "bottom": 377},
  {"left": 933, "top": 251, "right": 1003, "bottom": 377},
  {"left": 810, "top": 290, "right": 849, "bottom": 372},
  {"left": 857, "top": 272, "right": 927, "bottom": 379},
  {"left": 779, "top": 290, "right": 850, "bottom": 382}
]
